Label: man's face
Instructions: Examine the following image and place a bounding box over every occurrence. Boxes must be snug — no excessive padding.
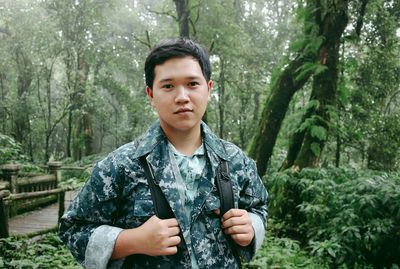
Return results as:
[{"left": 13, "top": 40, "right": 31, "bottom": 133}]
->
[{"left": 146, "top": 56, "right": 212, "bottom": 135}]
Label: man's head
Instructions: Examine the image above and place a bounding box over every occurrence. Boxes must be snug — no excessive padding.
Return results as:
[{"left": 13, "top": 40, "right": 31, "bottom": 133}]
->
[
  {"left": 144, "top": 38, "right": 213, "bottom": 138},
  {"left": 144, "top": 38, "right": 212, "bottom": 89}
]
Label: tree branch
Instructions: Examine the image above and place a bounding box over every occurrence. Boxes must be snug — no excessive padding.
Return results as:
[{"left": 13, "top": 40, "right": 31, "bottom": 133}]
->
[
  {"left": 145, "top": 5, "right": 177, "bottom": 21},
  {"left": 132, "top": 30, "right": 152, "bottom": 49},
  {"left": 385, "top": 89, "right": 400, "bottom": 114},
  {"left": 355, "top": 0, "right": 369, "bottom": 37}
]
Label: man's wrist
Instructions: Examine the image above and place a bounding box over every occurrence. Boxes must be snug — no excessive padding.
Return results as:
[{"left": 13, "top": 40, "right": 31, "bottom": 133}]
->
[{"left": 112, "top": 227, "right": 142, "bottom": 259}]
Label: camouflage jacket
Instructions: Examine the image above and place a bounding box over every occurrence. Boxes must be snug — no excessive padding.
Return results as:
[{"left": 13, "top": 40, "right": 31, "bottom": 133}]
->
[{"left": 59, "top": 121, "right": 268, "bottom": 269}]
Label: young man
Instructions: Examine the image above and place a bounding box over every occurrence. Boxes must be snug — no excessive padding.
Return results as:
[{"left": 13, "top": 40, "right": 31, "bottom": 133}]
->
[{"left": 59, "top": 38, "right": 268, "bottom": 269}]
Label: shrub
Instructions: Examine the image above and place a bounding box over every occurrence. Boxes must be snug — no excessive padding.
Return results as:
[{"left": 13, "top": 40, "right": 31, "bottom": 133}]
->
[
  {"left": 0, "top": 134, "right": 24, "bottom": 165},
  {"left": 0, "top": 233, "right": 80, "bottom": 268},
  {"left": 266, "top": 167, "right": 400, "bottom": 268},
  {"left": 244, "top": 233, "right": 328, "bottom": 269}
]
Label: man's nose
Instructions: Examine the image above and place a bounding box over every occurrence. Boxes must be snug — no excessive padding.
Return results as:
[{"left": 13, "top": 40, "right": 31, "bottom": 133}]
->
[{"left": 175, "top": 86, "right": 190, "bottom": 103}]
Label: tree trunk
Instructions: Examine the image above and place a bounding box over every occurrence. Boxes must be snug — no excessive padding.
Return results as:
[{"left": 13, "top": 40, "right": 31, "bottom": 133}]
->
[
  {"left": 72, "top": 51, "right": 92, "bottom": 160},
  {"left": 248, "top": 56, "right": 314, "bottom": 177},
  {"left": 335, "top": 134, "right": 341, "bottom": 167},
  {"left": 0, "top": 72, "right": 6, "bottom": 133},
  {"left": 66, "top": 110, "right": 72, "bottom": 158},
  {"left": 14, "top": 46, "right": 33, "bottom": 148},
  {"left": 289, "top": 1, "right": 349, "bottom": 170},
  {"left": 279, "top": 108, "right": 312, "bottom": 171},
  {"left": 173, "top": 0, "right": 190, "bottom": 38}
]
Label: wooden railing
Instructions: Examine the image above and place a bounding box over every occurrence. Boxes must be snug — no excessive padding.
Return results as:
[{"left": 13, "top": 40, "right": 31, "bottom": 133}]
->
[{"left": 0, "top": 162, "right": 78, "bottom": 238}]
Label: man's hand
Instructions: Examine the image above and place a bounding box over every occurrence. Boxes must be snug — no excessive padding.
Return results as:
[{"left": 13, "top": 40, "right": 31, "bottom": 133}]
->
[
  {"left": 221, "top": 209, "right": 254, "bottom": 247},
  {"left": 137, "top": 215, "right": 181, "bottom": 256},
  {"left": 112, "top": 215, "right": 181, "bottom": 259}
]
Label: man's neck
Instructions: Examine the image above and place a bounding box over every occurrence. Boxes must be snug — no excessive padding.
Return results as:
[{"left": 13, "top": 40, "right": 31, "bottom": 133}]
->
[{"left": 161, "top": 124, "right": 202, "bottom": 156}]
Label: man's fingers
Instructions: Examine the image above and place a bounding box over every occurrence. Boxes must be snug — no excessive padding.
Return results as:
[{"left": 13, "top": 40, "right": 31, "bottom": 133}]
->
[
  {"left": 221, "top": 208, "right": 245, "bottom": 221},
  {"left": 167, "top": 226, "right": 181, "bottom": 236},
  {"left": 164, "top": 218, "right": 179, "bottom": 227},
  {"left": 163, "top": 246, "right": 178, "bottom": 256},
  {"left": 223, "top": 224, "right": 249, "bottom": 235},
  {"left": 222, "top": 215, "right": 248, "bottom": 228},
  {"left": 167, "top": 235, "right": 181, "bottom": 247}
]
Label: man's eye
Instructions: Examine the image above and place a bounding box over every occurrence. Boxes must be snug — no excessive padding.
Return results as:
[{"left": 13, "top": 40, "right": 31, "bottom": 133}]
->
[
  {"left": 188, "top": 81, "right": 199, "bottom": 87},
  {"left": 162, "top": 84, "right": 173, "bottom": 89}
]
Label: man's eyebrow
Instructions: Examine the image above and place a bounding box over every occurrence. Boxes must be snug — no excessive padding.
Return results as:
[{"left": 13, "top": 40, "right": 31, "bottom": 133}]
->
[
  {"left": 186, "top": 76, "right": 202, "bottom": 80},
  {"left": 158, "top": 78, "right": 173, "bottom": 84},
  {"left": 157, "top": 76, "right": 202, "bottom": 83}
]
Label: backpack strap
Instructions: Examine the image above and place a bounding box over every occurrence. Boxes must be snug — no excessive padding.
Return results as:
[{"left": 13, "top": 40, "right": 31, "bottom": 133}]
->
[
  {"left": 139, "top": 155, "right": 186, "bottom": 252},
  {"left": 216, "top": 151, "right": 243, "bottom": 269},
  {"left": 139, "top": 155, "right": 174, "bottom": 220},
  {"left": 215, "top": 159, "right": 234, "bottom": 216}
]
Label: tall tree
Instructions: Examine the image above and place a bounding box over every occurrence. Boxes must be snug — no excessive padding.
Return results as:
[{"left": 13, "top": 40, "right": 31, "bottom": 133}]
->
[
  {"left": 248, "top": 0, "right": 328, "bottom": 176},
  {"left": 46, "top": 0, "right": 111, "bottom": 160},
  {"left": 282, "top": 0, "right": 349, "bottom": 170}
]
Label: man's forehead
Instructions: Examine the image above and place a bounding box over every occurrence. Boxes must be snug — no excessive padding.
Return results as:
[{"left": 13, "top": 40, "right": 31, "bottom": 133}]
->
[{"left": 153, "top": 57, "right": 204, "bottom": 82}]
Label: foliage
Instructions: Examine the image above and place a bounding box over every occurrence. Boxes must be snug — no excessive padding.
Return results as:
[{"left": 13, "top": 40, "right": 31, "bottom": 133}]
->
[
  {"left": 244, "top": 234, "right": 328, "bottom": 269},
  {"left": 367, "top": 113, "right": 400, "bottom": 171},
  {"left": 0, "top": 233, "right": 81, "bottom": 268},
  {"left": 0, "top": 231, "right": 328, "bottom": 269},
  {"left": 0, "top": 134, "right": 24, "bottom": 165},
  {"left": 59, "top": 154, "right": 105, "bottom": 190},
  {"left": 266, "top": 167, "right": 400, "bottom": 268}
]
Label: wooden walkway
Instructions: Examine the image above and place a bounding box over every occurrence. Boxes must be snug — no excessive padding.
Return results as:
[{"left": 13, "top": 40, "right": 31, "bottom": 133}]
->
[{"left": 9, "top": 191, "right": 76, "bottom": 236}]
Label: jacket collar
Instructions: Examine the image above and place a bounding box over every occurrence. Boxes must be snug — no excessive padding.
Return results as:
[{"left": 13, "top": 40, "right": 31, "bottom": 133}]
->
[{"left": 132, "top": 120, "right": 229, "bottom": 161}]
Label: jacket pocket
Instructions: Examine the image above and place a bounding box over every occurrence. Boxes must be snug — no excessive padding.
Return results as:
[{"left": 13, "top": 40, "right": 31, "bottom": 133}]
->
[{"left": 133, "top": 198, "right": 155, "bottom": 217}]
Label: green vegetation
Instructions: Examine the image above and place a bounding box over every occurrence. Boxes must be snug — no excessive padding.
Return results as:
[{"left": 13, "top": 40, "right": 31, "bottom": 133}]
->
[
  {"left": 0, "top": 233, "right": 80, "bottom": 268},
  {"left": 0, "top": 232, "right": 327, "bottom": 269},
  {"left": 244, "top": 235, "right": 328, "bottom": 269},
  {"left": 0, "top": 0, "right": 398, "bottom": 268},
  {"left": 267, "top": 167, "right": 400, "bottom": 268}
]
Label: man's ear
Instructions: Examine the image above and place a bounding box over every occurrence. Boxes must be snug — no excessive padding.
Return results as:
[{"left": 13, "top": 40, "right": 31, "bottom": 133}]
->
[
  {"left": 146, "top": 86, "right": 153, "bottom": 98},
  {"left": 207, "top": 80, "right": 213, "bottom": 95},
  {"left": 146, "top": 86, "right": 154, "bottom": 106}
]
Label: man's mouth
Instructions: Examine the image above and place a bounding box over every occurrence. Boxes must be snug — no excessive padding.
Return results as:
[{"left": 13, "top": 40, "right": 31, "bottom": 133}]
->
[{"left": 174, "top": 108, "right": 193, "bottom": 114}]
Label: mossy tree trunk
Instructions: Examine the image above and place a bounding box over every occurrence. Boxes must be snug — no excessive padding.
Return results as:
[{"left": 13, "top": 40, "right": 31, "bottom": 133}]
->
[
  {"left": 248, "top": 56, "right": 314, "bottom": 177},
  {"left": 250, "top": 0, "right": 351, "bottom": 176},
  {"left": 284, "top": 1, "right": 349, "bottom": 170}
]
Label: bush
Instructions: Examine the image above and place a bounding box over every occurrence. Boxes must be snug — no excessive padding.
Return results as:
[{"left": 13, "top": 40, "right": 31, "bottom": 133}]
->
[
  {"left": 244, "top": 233, "right": 328, "bottom": 269},
  {"left": 0, "top": 134, "right": 24, "bottom": 165},
  {"left": 0, "top": 233, "right": 80, "bottom": 268},
  {"left": 266, "top": 167, "right": 400, "bottom": 268}
]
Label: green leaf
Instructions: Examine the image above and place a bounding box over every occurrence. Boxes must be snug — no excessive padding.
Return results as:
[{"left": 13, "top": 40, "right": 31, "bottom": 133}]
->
[
  {"left": 338, "top": 83, "right": 350, "bottom": 106},
  {"left": 305, "top": 100, "right": 320, "bottom": 111},
  {"left": 295, "top": 62, "right": 317, "bottom": 82},
  {"left": 327, "top": 248, "right": 336, "bottom": 258},
  {"left": 314, "top": 64, "right": 328, "bottom": 75},
  {"left": 289, "top": 38, "right": 306, "bottom": 52},
  {"left": 310, "top": 142, "right": 321, "bottom": 156},
  {"left": 310, "top": 126, "right": 327, "bottom": 140}
]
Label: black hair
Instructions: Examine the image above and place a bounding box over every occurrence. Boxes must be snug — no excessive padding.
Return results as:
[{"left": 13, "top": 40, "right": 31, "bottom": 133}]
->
[{"left": 144, "top": 37, "right": 212, "bottom": 89}]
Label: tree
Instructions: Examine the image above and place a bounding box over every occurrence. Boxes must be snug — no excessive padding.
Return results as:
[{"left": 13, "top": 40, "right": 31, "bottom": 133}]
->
[
  {"left": 248, "top": 0, "right": 329, "bottom": 175},
  {"left": 282, "top": 1, "right": 349, "bottom": 170},
  {"left": 46, "top": 0, "right": 112, "bottom": 160}
]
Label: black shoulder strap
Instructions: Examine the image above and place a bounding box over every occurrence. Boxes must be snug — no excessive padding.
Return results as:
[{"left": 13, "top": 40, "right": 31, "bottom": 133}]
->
[
  {"left": 215, "top": 159, "right": 234, "bottom": 216},
  {"left": 139, "top": 155, "right": 174, "bottom": 220},
  {"left": 216, "top": 145, "right": 242, "bottom": 269}
]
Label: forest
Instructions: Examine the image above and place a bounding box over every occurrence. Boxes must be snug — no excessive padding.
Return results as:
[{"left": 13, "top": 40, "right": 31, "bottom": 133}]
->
[{"left": 0, "top": 0, "right": 399, "bottom": 268}]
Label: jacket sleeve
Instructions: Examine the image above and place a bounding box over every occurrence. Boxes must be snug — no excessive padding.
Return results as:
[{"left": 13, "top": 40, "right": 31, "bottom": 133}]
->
[
  {"left": 58, "top": 154, "right": 124, "bottom": 267},
  {"left": 236, "top": 155, "right": 268, "bottom": 262}
]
